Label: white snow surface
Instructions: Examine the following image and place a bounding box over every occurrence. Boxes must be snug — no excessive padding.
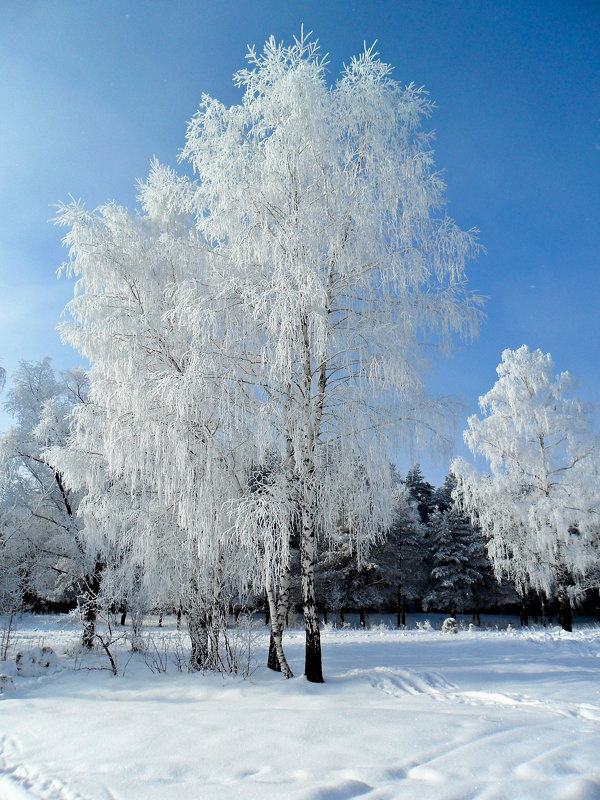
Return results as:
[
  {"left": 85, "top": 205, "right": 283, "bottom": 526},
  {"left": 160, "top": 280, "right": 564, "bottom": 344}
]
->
[{"left": 1, "top": 614, "right": 600, "bottom": 799}]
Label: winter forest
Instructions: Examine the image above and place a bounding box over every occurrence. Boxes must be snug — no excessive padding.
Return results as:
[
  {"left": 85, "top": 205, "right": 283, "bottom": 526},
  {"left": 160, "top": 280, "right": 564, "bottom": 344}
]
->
[{"left": 2, "top": 25, "right": 600, "bottom": 800}]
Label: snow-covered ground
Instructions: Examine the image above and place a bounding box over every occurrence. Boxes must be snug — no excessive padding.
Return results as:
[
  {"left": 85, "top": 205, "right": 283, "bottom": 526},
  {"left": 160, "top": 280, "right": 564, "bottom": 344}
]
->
[{"left": 1, "top": 614, "right": 600, "bottom": 800}]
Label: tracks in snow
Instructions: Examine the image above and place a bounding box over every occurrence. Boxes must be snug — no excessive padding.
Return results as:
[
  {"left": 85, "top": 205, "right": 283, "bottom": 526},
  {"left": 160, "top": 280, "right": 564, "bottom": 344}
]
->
[
  {"left": 346, "top": 666, "right": 600, "bottom": 722},
  {"left": 0, "top": 736, "right": 95, "bottom": 800}
]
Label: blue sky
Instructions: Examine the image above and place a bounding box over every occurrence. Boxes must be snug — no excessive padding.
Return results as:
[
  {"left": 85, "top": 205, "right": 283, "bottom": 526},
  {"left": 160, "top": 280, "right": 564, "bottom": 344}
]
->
[{"left": 1, "top": 0, "right": 598, "bottom": 484}]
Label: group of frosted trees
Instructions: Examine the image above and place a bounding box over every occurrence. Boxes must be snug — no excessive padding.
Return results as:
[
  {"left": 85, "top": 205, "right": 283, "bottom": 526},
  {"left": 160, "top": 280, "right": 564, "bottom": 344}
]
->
[
  {"left": 314, "top": 466, "right": 509, "bottom": 627},
  {"left": 1, "top": 348, "right": 599, "bottom": 680},
  {"left": 1, "top": 33, "right": 598, "bottom": 681},
  {"left": 0, "top": 368, "right": 502, "bottom": 634}
]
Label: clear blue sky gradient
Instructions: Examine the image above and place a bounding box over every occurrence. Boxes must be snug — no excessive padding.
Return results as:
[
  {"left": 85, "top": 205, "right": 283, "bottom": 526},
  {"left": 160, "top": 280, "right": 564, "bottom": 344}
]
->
[{"left": 1, "top": 0, "right": 598, "bottom": 484}]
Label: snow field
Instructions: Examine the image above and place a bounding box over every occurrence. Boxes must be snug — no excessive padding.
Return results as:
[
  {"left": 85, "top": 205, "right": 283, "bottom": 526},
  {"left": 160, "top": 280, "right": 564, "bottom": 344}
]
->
[{"left": 1, "top": 615, "right": 600, "bottom": 799}]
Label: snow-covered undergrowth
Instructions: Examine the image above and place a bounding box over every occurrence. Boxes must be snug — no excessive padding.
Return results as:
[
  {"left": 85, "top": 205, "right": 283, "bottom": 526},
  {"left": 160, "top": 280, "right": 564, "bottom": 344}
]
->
[{"left": 2, "top": 614, "right": 600, "bottom": 799}]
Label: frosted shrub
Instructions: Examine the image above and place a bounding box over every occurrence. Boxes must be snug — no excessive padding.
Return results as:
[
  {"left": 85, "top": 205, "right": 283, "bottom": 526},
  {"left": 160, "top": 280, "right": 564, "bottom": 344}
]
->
[
  {"left": 416, "top": 620, "right": 433, "bottom": 632},
  {"left": 15, "top": 646, "right": 59, "bottom": 676},
  {"left": 0, "top": 674, "right": 15, "bottom": 693},
  {"left": 441, "top": 617, "right": 458, "bottom": 634},
  {"left": 371, "top": 622, "right": 391, "bottom": 634},
  {"left": 218, "top": 614, "right": 258, "bottom": 678}
]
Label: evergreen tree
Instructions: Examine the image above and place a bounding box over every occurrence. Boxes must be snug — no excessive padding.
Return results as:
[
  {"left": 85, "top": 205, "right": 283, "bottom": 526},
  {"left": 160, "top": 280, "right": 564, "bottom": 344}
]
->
[
  {"left": 405, "top": 464, "right": 435, "bottom": 524},
  {"left": 373, "top": 485, "right": 426, "bottom": 624},
  {"left": 424, "top": 507, "right": 488, "bottom": 618},
  {"left": 315, "top": 540, "right": 383, "bottom": 627},
  {"left": 432, "top": 472, "right": 457, "bottom": 513}
]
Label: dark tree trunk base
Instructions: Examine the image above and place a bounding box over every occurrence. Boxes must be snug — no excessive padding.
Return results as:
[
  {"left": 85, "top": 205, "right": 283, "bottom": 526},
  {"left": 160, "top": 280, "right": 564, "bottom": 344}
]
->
[
  {"left": 558, "top": 594, "right": 573, "bottom": 632},
  {"left": 80, "top": 560, "right": 103, "bottom": 649},
  {"left": 305, "top": 632, "right": 324, "bottom": 683},
  {"left": 303, "top": 601, "right": 323, "bottom": 683},
  {"left": 267, "top": 632, "right": 281, "bottom": 672},
  {"left": 520, "top": 603, "right": 529, "bottom": 627}
]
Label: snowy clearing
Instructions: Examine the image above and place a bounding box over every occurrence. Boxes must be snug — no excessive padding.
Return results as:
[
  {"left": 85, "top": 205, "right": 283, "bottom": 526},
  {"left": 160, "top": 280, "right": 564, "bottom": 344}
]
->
[{"left": 1, "top": 615, "right": 600, "bottom": 799}]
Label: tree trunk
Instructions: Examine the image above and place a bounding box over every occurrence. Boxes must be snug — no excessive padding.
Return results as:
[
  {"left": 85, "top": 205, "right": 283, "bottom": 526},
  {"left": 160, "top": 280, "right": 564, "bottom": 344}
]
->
[
  {"left": 339, "top": 609, "right": 345, "bottom": 627},
  {"left": 267, "top": 632, "right": 280, "bottom": 672},
  {"left": 265, "top": 571, "right": 293, "bottom": 678},
  {"left": 359, "top": 607, "right": 366, "bottom": 628},
  {"left": 81, "top": 596, "right": 97, "bottom": 650},
  {"left": 557, "top": 582, "right": 573, "bottom": 632},
  {"left": 300, "top": 505, "right": 323, "bottom": 682},
  {"left": 188, "top": 609, "right": 209, "bottom": 671},
  {"left": 541, "top": 598, "right": 551, "bottom": 626},
  {"left": 555, "top": 557, "right": 573, "bottom": 632},
  {"left": 131, "top": 607, "right": 144, "bottom": 648},
  {"left": 298, "top": 314, "right": 326, "bottom": 683},
  {"left": 80, "top": 560, "right": 103, "bottom": 649},
  {"left": 187, "top": 576, "right": 209, "bottom": 671},
  {"left": 322, "top": 607, "right": 328, "bottom": 625},
  {"left": 530, "top": 595, "right": 538, "bottom": 624},
  {"left": 397, "top": 584, "right": 406, "bottom": 628},
  {"left": 204, "top": 555, "right": 227, "bottom": 672}
]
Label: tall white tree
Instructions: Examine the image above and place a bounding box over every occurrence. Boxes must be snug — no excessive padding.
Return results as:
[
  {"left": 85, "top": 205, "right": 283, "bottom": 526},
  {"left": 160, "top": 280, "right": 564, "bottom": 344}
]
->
[
  {"left": 56, "top": 31, "right": 481, "bottom": 680},
  {"left": 453, "top": 346, "right": 600, "bottom": 630},
  {"left": 178, "top": 31, "right": 481, "bottom": 680}
]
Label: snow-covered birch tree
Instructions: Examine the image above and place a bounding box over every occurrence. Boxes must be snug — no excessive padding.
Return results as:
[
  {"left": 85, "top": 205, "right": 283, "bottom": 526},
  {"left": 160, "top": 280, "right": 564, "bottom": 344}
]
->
[
  {"left": 0, "top": 359, "right": 88, "bottom": 613},
  {"left": 179, "top": 32, "right": 482, "bottom": 680},
  {"left": 54, "top": 172, "right": 261, "bottom": 669},
  {"left": 453, "top": 346, "right": 600, "bottom": 631},
  {"left": 55, "top": 30, "right": 481, "bottom": 681}
]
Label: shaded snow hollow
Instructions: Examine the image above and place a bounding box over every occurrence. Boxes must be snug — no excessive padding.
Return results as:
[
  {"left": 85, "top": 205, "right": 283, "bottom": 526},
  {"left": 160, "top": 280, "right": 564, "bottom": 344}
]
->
[{"left": 1, "top": 614, "right": 600, "bottom": 799}]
